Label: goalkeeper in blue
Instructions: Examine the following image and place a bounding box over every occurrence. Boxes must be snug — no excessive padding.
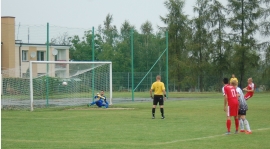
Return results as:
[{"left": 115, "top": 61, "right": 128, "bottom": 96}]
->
[{"left": 88, "top": 91, "right": 108, "bottom": 108}]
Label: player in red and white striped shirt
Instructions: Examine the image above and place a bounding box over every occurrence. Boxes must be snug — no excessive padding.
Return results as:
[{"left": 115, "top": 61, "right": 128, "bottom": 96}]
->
[
  {"left": 243, "top": 78, "right": 255, "bottom": 100},
  {"left": 233, "top": 81, "right": 252, "bottom": 134}
]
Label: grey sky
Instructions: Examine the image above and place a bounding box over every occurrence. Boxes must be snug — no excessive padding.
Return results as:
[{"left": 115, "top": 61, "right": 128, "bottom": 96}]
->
[
  {"left": 10, "top": 0, "right": 269, "bottom": 44},
  {"left": 2, "top": 0, "right": 199, "bottom": 30}
]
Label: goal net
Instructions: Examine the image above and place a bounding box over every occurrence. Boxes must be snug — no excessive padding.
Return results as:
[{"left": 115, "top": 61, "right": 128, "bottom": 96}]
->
[{"left": 1, "top": 61, "right": 112, "bottom": 111}]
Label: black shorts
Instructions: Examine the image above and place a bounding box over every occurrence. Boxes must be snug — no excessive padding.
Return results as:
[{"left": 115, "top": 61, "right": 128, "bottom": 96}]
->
[
  {"left": 153, "top": 95, "right": 164, "bottom": 105},
  {"left": 238, "top": 108, "right": 247, "bottom": 115}
]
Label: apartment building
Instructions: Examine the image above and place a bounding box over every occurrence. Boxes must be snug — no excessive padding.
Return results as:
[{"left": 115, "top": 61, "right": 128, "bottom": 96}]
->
[{"left": 1, "top": 16, "right": 70, "bottom": 78}]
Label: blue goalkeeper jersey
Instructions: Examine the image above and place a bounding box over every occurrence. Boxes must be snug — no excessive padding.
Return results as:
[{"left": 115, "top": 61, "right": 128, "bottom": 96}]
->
[{"left": 90, "top": 95, "right": 108, "bottom": 108}]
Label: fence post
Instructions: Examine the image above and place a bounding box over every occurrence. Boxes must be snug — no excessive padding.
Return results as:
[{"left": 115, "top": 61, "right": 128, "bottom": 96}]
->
[
  {"left": 131, "top": 29, "right": 134, "bottom": 101},
  {"left": 166, "top": 31, "right": 169, "bottom": 97},
  {"left": 46, "top": 22, "right": 49, "bottom": 107},
  {"left": 92, "top": 27, "right": 95, "bottom": 102}
]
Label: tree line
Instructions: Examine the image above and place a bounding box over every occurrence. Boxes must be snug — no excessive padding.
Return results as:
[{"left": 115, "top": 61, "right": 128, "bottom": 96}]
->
[{"left": 53, "top": 0, "right": 270, "bottom": 91}]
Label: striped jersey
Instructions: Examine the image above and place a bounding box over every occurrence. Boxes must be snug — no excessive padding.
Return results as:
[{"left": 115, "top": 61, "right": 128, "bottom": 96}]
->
[{"left": 236, "top": 87, "right": 248, "bottom": 110}]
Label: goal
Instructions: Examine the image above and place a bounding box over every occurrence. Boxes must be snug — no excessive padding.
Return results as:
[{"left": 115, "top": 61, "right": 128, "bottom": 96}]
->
[{"left": 29, "top": 61, "right": 112, "bottom": 111}]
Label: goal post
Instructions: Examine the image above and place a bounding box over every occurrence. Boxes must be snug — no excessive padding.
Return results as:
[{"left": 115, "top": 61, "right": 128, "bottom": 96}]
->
[{"left": 29, "top": 61, "right": 112, "bottom": 111}]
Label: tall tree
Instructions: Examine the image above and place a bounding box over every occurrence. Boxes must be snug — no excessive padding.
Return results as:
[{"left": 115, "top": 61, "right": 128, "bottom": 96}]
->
[
  {"left": 260, "top": 0, "right": 270, "bottom": 37},
  {"left": 69, "top": 31, "right": 95, "bottom": 61},
  {"left": 140, "top": 21, "right": 153, "bottom": 47},
  {"left": 101, "top": 13, "right": 118, "bottom": 46},
  {"left": 120, "top": 20, "right": 134, "bottom": 40},
  {"left": 140, "top": 20, "right": 153, "bottom": 71},
  {"left": 190, "top": 0, "right": 212, "bottom": 91},
  {"left": 160, "top": 0, "right": 191, "bottom": 91},
  {"left": 227, "top": 0, "right": 263, "bottom": 88},
  {"left": 208, "top": 0, "right": 230, "bottom": 81},
  {"left": 260, "top": 0, "right": 270, "bottom": 87},
  {"left": 115, "top": 20, "right": 135, "bottom": 72}
]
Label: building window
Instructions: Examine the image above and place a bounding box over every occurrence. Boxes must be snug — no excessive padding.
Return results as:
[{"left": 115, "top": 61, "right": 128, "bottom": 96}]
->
[
  {"left": 55, "top": 55, "right": 58, "bottom": 61},
  {"left": 37, "top": 51, "right": 45, "bottom": 61},
  {"left": 57, "top": 49, "right": 66, "bottom": 60},
  {"left": 22, "top": 50, "right": 28, "bottom": 61}
]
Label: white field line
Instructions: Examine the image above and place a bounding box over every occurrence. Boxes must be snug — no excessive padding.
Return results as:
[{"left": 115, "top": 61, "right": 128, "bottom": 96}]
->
[
  {"left": 1, "top": 115, "right": 87, "bottom": 120},
  {"left": 156, "top": 127, "right": 270, "bottom": 145},
  {"left": 257, "top": 128, "right": 270, "bottom": 131},
  {"left": 158, "top": 134, "right": 225, "bottom": 145},
  {"left": 2, "top": 128, "right": 270, "bottom": 145}
]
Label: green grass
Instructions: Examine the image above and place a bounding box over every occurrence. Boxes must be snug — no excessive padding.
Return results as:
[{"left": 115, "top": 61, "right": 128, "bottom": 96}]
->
[{"left": 2, "top": 93, "right": 270, "bottom": 149}]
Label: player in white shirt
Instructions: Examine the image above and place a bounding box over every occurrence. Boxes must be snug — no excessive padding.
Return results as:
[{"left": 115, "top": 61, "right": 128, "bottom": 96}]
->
[{"left": 232, "top": 80, "right": 252, "bottom": 134}]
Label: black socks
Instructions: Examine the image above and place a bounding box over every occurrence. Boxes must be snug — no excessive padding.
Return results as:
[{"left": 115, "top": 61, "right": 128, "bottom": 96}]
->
[
  {"left": 160, "top": 108, "right": 164, "bottom": 117},
  {"left": 152, "top": 108, "right": 164, "bottom": 117},
  {"left": 152, "top": 108, "right": 155, "bottom": 116}
]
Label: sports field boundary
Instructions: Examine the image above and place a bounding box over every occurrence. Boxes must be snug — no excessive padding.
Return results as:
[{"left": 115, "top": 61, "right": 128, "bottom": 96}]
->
[
  {"left": 2, "top": 127, "right": 270, "bottom": 146},
  {"left": 157, "top": 127, "right": 270, "bottom": 145}
]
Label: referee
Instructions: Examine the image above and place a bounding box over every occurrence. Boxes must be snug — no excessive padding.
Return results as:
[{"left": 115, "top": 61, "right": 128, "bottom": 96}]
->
[{"left": 150, "top": 75, "right": 167, "bottom": 119}]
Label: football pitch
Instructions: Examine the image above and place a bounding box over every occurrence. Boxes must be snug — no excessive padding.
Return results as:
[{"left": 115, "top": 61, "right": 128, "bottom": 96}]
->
[{"left": 1, "top": 92, "right": 270, "bottom": 149}]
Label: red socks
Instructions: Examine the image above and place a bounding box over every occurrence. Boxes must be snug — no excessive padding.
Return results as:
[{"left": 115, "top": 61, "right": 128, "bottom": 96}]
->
[
  {"left": 226, "top": 119, "right": 239, "bottom": 132},
  {"left": 226, "top": 120, "right": 231, "bottom": 132},
  {"left": 235, "top": 119, "right": 239, "bottom": 131}
]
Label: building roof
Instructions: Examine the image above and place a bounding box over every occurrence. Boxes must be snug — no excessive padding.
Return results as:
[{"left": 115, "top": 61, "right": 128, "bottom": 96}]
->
[
  {"left": 15, "top": 42, "right": 71, "bottom": 47},
  {"left": 1, "top": 16, "right": 15, "bottom": 18}
]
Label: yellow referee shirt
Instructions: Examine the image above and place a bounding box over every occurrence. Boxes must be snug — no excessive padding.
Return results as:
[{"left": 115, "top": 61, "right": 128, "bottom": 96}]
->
[{"left": 151, "top": 81, "right": 165, "bottom": 95}]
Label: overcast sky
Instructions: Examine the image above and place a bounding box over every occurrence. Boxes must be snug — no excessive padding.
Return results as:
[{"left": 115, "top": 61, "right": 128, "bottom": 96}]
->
[
  {"left": 1, "top": 0, "right": 233, "bottom": 43},
  {"left": 1, "top": 0, "right": 200, "bottom": 30}
]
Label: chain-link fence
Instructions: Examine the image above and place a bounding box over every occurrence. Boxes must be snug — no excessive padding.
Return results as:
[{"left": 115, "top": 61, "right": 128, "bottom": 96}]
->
[
  {"left": 112, "top": 72, "right": 268, "bottom": 93},
  {"left": 2, "top": 21, "right": 269, "bottom": 110},
  {"left": 14, "top": 23, "right": 90, "bottom": 45}
]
